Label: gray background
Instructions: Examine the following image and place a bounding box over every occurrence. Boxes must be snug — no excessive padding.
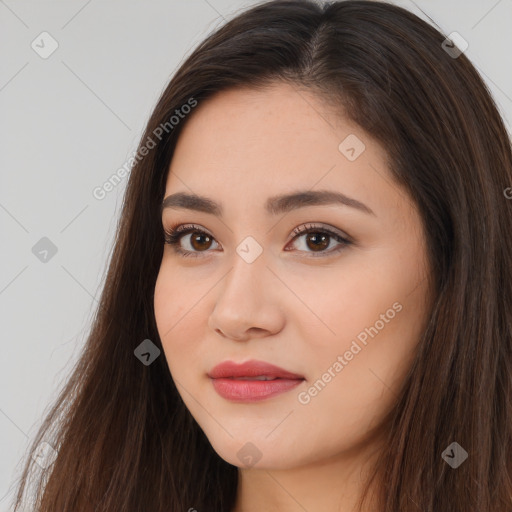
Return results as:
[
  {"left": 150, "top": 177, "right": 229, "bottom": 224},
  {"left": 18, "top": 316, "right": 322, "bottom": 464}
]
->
[{"left": 1, "top": 0, "right": 511, "bottom": 508}]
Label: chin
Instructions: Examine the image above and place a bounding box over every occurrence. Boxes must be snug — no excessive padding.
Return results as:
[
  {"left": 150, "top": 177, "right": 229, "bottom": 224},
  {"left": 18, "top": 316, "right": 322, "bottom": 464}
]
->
[{"left": 205, "top": 432, "right": 314, "bottom": 471}]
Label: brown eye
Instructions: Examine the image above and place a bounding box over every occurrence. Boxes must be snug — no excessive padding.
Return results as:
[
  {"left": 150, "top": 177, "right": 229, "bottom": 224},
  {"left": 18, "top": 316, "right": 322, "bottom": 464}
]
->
[
  {"left": 287, "top": 223, "right": 351, "bottom": 257},
  {"left": 163, "top": 224, "right": 219, "bottom": 258},
  {"left": 189, "top": 231, "right": 214, "bottom": 251},
  {"left": 304, "top": 232, "right": 330, "bottom": 252}
]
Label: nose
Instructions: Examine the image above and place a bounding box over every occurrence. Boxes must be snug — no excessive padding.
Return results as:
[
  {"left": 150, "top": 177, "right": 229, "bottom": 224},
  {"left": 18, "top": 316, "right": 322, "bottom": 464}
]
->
[{"left": 207, "top": 255, "right": 285, "bottom": 342}]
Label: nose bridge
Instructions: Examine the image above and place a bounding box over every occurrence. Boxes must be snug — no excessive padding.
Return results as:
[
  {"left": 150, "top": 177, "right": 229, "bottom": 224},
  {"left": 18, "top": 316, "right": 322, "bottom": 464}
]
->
[
  {"left": 208, "top": 241, "right": 284, "bottom": 339},
  {"left": 221, "top": 239, "right": 268, "bottom": 305}
]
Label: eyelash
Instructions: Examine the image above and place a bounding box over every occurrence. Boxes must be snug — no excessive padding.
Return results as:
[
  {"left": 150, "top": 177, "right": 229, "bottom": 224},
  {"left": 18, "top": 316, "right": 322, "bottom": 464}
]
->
[{"left": 162, "top": 223, "right": 352, "bottom": 259}]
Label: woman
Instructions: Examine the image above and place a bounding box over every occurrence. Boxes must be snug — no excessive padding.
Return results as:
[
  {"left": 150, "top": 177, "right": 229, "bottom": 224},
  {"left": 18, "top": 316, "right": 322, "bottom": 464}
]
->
[{"left": 11, "top": 0, "right": 512, "bottom": 510}]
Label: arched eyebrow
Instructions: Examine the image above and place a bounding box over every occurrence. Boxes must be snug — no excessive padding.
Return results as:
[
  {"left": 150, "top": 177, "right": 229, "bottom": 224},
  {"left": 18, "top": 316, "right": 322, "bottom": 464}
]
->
[{"left": 161, "top": 190, "right": 375, "bottom": 217}]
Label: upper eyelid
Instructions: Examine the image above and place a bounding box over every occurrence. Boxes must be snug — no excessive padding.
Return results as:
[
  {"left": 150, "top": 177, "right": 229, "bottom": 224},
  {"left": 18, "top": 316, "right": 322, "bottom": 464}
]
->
[{"left": 292, "top": 222, "right": 349, "bottom": 238}]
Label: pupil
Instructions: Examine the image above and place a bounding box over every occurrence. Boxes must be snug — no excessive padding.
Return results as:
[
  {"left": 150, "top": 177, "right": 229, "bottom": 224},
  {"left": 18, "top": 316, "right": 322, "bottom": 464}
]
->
[
  {"left": 192, "top": 233, "right": 211, "bottom": 250},
  {"left": 307, "top": 233, "right": 328, "bottom": 251}
]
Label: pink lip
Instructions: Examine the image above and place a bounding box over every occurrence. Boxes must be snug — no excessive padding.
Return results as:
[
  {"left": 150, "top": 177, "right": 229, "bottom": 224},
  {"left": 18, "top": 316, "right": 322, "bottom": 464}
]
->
[{"left": 208, "top": 360, "right": 305, "bottom": 402}]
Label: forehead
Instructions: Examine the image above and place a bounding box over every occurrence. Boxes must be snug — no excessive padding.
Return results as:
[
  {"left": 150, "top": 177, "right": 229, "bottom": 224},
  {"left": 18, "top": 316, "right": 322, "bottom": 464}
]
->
[{"left": 164, "top": 82, "right": 395, "bottom": 217}]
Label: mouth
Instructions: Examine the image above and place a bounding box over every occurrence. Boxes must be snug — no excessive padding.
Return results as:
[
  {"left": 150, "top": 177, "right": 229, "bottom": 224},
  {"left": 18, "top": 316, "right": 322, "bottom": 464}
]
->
[
  {"left": 208, "top": 360, "right": 305, "bottom": 402},
  {"left": 224, "top": 376, "right": 283, "bottom": 381}
]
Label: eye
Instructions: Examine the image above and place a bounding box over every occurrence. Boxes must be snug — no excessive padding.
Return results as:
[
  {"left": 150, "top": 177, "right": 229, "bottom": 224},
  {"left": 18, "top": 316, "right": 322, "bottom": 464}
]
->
[
  {"left": 286, "top": 223, "right": 352, "bottom": 257},
  {"left": 163, "top": 222, "right": 352, "bottom": 258},
  {"left": 163, "top": 224, "right": 219, "bottom": 258}
]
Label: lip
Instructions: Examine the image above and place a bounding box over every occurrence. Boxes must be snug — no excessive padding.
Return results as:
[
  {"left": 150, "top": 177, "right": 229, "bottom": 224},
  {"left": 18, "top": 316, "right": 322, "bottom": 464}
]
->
[{"left": 208, "top": 360, "right": 305, "bottom": 402}]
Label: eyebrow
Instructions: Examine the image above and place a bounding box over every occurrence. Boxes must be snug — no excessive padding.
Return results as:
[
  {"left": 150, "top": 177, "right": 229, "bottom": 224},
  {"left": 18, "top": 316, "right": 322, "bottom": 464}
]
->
[{"left": 161, "top": 189, "right": 375, "bottom": 217}]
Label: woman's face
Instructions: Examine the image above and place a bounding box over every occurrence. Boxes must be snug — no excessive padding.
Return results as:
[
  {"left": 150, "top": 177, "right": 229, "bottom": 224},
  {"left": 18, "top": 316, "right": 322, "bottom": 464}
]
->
[{"left": 154, "top": 82, "right": 432, "bottom": 470}]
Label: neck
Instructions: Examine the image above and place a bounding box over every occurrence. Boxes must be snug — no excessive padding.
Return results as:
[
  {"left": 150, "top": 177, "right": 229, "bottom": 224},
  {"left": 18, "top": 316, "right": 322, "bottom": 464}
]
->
[{"left": 231, "top": 437, "right": 383, "bottom": 512}]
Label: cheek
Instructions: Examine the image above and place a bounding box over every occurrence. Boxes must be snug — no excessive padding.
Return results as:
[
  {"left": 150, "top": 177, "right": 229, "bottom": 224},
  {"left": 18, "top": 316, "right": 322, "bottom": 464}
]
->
[
  {"left": 294, "top": 303, "right": 423, "bottom": 458},
  {"left": 154, "top": 269, "right": 177, "bottom": 342},
  {"left": 284, "top": 255, "right": 410, "bottom": 354},
  {"left": 295, "top": 249, "right": 427, "bottom": 410},
  {"left": 154, "top": 266, "right": 201, "bottom": 365},
  {"left": 154, "top": 260, "right": 204, "bottom": 332}
]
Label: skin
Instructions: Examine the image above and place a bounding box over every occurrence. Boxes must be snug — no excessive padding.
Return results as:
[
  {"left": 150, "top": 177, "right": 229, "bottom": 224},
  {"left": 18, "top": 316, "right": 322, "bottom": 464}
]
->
[{"left": 154, "top": 81, "right": 432, "bottom": 512}]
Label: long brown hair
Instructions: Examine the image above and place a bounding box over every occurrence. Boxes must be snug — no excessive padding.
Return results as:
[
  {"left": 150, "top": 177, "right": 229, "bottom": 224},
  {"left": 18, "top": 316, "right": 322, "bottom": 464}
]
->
[{"left": 10, "top": 1, "right": 512, "bottom": 510}]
